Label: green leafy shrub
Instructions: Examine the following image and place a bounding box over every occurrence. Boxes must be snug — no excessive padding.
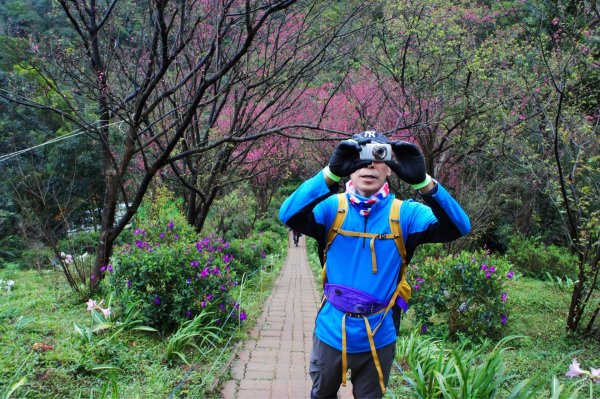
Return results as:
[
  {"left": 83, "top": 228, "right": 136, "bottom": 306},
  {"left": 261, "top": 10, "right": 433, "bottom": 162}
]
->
[
  {"left": 227, "top": 230, "right": 285, "bottom": 277},
  {"left": 413, "top": 243, "right": 446, "bottom": 260},
  {"left": 0, "top": 234, "right": 25, "bottom": 265},
  {"left": 409, "top": 251, "right": 513, "bottom": 340},
  {"left": 506, "top": 233, "right": 577, "bottom": 280},
  {"left": 203, "top": 185, "right": 257, "bottom": 240},
  {"left": 227, "top": 239, "right": 264, "bottom": 277},
  {"left": 254, "top": 217, "right": 288, "bottom": 238},
  {"left": 57, "top": 230, "right": 100, "bottom": 256},
  {"left": 129, "top": 185, "right": 198, "bottom": 244},
  {"left": 19, "top": 245, "right": 54, "bottom": 270},
  {"left": 107, "top": 231, "right": 244, "bottom": 334},
  {"left": 105, "top": 187, "right": 246, "bottom": 334}
]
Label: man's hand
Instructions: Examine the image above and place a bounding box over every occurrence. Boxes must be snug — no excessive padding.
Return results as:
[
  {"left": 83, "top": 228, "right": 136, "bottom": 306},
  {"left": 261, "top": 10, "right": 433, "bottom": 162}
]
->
[
  {"left": 385, "top": 141, "right": 427, "bottom": 186},
  {"left": 328, "top": 139, "right": 371, "bottom": 178}
]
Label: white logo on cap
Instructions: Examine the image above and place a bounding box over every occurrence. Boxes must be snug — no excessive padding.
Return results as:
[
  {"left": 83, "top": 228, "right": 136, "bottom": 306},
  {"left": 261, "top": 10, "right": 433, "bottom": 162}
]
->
[{"left": 363, "top": 131, "right": 377, "bottom": 138}]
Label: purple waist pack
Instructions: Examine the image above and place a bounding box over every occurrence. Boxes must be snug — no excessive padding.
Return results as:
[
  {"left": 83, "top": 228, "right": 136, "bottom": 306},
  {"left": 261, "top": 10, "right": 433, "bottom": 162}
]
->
[{"left": 324, "top": 283, "right": 386, "bottom": 315}]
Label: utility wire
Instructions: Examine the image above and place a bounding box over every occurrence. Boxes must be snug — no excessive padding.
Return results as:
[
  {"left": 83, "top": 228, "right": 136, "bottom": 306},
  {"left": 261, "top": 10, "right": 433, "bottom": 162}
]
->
[{"left": 0, "top": 121, "right": 125, "bottom": 164}]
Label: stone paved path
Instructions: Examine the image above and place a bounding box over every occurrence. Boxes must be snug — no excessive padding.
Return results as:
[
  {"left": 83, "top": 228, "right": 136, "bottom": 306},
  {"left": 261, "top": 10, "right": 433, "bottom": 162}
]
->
[{"left": 220, "top": 235, "right": 354, "bottom": 399}]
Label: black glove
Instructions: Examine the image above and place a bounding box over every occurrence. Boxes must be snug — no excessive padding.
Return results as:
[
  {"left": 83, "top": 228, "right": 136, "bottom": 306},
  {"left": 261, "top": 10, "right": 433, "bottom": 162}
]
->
[
  {"left": 385, "top": 141, "right": 427, "bottom": 185},
  {"left": 328, "top": 139, "right": 372, "bottom": 178}
]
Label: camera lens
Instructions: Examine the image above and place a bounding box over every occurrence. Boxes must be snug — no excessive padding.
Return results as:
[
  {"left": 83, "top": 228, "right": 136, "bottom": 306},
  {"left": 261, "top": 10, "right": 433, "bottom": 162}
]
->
[{"left": 372, "top": 145, "right": 388, "bottom": 161}]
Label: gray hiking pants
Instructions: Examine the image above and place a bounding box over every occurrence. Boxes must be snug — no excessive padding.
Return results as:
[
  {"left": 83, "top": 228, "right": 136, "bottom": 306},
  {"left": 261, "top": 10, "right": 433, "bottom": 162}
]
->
[{"left": 308, "top": 334, "right": 396, "bottom": 399}]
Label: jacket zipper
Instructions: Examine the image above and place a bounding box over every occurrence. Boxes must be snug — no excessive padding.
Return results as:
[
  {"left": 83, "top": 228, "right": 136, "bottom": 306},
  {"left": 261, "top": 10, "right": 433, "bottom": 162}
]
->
[{"left": 362, "top": 215, "right": 369, "bottom": 248}]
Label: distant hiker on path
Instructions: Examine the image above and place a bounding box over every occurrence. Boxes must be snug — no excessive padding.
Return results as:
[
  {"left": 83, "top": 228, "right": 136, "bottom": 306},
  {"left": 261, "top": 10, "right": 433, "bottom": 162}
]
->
[
  {"left": 293, "top": 230, "right": 301, "bottom": 246},
  {"left": 279, "top": 131, "right": 471, "bottom": 399}
]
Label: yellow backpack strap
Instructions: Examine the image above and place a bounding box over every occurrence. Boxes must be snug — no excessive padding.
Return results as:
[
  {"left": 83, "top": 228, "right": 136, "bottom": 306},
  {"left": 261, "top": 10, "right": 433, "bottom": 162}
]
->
[
  {"left": 322, "top": 193, "right": 347, "bottom": 286},
  {"left": 372, "top": 198, "right": 408, "bottom": 335},
  {"left": 389, "top": 198, "right": 407, "bottom": 264}
]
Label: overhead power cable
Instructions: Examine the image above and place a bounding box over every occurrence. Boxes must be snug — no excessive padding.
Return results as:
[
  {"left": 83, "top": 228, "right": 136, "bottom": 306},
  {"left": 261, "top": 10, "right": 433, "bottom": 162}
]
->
[{"left": 0, "top": 121, "right": 125, "bottom": 164}]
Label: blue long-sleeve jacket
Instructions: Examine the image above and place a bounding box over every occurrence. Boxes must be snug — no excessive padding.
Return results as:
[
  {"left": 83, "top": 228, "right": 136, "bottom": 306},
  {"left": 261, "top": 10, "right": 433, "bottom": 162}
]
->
[{"left": 279, "top": 170, "right": 471, "bottom": 353}]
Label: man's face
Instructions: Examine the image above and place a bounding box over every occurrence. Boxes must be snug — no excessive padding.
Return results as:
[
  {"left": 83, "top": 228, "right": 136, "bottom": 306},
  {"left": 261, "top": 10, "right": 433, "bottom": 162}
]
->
[{"left": 350, "top": 162, "right": 391, "bottom": 197}]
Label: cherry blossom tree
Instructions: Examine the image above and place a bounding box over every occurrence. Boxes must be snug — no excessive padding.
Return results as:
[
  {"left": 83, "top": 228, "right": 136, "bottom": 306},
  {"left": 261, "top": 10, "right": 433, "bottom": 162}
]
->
[{"left": 1, "top": 0, "right": 370, "bottom": 289}]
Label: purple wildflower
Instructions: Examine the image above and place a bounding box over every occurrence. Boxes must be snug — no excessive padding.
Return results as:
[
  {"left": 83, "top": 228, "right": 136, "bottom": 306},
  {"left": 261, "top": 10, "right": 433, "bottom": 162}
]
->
[
  {"left": 485, "top": 272, "right": 492, "bottom": 278},
  {"left": 507, "top": 270, "right": 514, "bottom": 279},
  {"left": 160, "top": 232, "right": 165, "bottom": 239},
  {"left": 174, "top": 234, "right": 179, "bottom": 242},
  {"left": 186, "top": 278, "right": 191, "bottom": 285},
  {"left": 126, "top": 280, "right": 132, "bottom": 288},
  {"left": 168, "top": 220, "right": 174, "bottom": 230},
  {"left": 107, "top": 265, "right": 113, "bottom": 273},
  {"left": 100, "top": 265, "right": 107, "bottom": 273},
  {"left": 489, "top": 266, "right": 496, "bottom": 273},
  {"left": 500, "top": 314, "right": 508, "bottom": 325},
  {"left": 501, "top": 292, "right": 508, "bottom": 302},
  {"left": 421, "top": 325, "right": 428, "bottom": 334},
  {"left": 201, "top": 300, "right": 207, "bottom": 308},
  {"left": 239, "top": 312, "right": 247, "bottom": 321},
  {"left": 413, "top": 284, "right": 421, "bottom": 290},
  {"left": 185, "top": 310, "right": 193, "bottom": 318},
  {"left": 481, "top": 264, "right": 488, "bottom": 271},
  {"left": 154, "top": 295, "right": 161, "bottom": 306},
  {"left": 207, "top": 293, "right": 213, "bottom": 301}
]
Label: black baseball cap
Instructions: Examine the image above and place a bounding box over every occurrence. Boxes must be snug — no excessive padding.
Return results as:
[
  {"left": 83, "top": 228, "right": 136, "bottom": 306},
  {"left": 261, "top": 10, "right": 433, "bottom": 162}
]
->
[{"left": 352, "top": 130, "right": 389, "bottom": 144}]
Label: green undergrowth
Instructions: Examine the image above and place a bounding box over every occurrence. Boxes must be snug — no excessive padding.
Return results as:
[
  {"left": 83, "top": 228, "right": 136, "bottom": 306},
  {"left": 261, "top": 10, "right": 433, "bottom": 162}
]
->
[{"left": 0, "top": 244, "right": 286, "bottom": 398}]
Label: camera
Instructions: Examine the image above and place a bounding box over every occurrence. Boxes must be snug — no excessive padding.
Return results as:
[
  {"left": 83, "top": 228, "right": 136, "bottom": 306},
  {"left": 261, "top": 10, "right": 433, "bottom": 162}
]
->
[{"left": 359, "top": 143, "right": 392, "bottom": 161}]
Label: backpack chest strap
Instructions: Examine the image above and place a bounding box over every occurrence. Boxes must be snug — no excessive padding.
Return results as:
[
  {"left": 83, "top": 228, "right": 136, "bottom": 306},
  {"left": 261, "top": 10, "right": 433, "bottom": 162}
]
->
[{"left": 334, "top": 229, "right": 399, "bottom": 274}]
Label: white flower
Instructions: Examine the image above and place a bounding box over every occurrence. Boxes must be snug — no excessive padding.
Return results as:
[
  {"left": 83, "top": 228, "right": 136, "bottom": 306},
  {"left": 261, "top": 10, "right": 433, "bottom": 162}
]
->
[
  {"left": 590, "top": 368, "right": 600, "bottom": 384},
  {"left": 86, "top": 299, "right": 97, "bottom": 312},
  {"left": 100, "top": 308, "right": 111, "bottom": 318},
  {"left": 565, "top": 358, "right": 588, "bottom": 378}
]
